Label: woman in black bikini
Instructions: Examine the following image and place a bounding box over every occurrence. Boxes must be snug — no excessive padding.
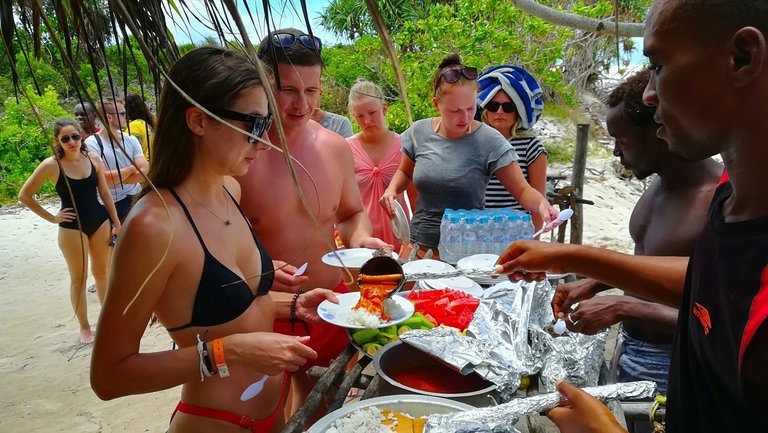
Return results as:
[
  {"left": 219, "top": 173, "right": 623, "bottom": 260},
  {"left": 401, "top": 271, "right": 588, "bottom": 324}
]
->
[
  {"left": 18, "top": 118, "right": 120, "bottom": 344},
  {"left": 90, "top": 47, "right": 339, "bottom": 433}
]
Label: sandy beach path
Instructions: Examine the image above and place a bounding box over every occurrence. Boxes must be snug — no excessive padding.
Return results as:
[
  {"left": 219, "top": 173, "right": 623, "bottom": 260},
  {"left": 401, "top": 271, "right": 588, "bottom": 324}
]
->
[{"left": 0, "top": 204, "right": 178, "bottom": 432}]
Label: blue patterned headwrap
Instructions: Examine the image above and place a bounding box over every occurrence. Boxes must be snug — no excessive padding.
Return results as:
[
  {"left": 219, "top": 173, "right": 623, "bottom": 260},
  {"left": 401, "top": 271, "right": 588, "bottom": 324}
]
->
[{"left": 476, "top": 65, "right": 544, "bottom": 131}]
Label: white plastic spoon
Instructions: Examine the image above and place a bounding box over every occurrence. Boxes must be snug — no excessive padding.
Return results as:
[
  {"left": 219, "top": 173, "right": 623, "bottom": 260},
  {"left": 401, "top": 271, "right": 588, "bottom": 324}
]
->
[
  {"left": 294, "top": 262, "right": 309, "bottom": 277},
  {"left": 532, "top": 208, "right": 574, "bottom": 238},
  {"left": 553, "top": 318, "right": 567, "bottom": 335},
  {"left": 240, "top": 375, "right": 269, "bottom": 401}
]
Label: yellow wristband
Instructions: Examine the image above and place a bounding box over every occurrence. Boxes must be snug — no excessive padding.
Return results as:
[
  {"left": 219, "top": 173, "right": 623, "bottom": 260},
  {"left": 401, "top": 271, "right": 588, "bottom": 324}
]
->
[{"left": 212, "top": 338, "right": 229, "bottom": 378}]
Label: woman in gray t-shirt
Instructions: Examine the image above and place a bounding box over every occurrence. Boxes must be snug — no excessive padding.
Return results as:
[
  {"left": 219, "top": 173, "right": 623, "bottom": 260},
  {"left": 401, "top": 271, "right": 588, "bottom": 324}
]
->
[{"left": 380, "top": 54, "right": 557, "bottom": 257}]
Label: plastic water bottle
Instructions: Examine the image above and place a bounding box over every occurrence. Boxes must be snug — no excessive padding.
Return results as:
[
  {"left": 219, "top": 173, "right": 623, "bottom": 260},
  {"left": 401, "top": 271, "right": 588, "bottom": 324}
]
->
[
  {"left": 491, "top": 214, "right": 506, "bottom": 255},
  {"left": 521, "top": 214, "right": 534, "bottom": 240},
  {"left": 505, "top": 213, "right": 520, "bottom": 245},
  {"left": 460, "top": 216, "right": 477, "bottom": 258},
  {"left": 439, "top": 209, "right": 452, "bottom": 249},
  {"left": 439, "top": 215, "right": 462, "bottom": 264},
  {"left": 476, "top": 216, "right": 492, "bottom": 254}
]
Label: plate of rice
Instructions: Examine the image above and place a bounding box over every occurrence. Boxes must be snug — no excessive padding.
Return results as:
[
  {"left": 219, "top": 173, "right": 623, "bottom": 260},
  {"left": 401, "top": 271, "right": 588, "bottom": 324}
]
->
[
  {"left": 318, "top": 292, "right": 414, "bottom": 329},
  {"left": 307, "top": 395, "right": 473, "bottom": 433}
]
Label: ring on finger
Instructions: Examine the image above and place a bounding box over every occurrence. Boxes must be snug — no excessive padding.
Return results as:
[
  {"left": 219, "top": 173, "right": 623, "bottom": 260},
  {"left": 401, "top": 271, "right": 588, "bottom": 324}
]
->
[{"left": 567, "top": 312, "right": 577, "bottom": 325}]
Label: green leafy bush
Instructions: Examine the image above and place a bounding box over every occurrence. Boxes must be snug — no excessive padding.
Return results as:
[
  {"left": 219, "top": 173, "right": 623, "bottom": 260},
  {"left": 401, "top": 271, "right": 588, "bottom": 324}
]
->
[{"left": 0, "top": 85, "right": 68, "bottom": 203}]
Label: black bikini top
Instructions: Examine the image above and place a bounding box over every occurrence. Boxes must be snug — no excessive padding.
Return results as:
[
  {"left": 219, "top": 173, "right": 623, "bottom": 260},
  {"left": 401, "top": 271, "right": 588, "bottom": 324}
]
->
[{"left": 166, "top": 187, "right": 274, "bottom": 332}]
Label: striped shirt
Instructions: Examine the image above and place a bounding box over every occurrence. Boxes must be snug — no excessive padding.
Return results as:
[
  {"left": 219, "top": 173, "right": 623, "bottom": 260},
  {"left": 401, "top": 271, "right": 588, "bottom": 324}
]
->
[{"left": 484, "top": 135, "right": 547, "bottom": 210}]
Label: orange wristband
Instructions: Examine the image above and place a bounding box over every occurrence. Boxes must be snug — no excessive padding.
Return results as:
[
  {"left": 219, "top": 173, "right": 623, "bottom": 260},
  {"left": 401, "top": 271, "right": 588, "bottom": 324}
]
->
[{"left": 212, "top": 338, "right": 229, "bottom": 378}]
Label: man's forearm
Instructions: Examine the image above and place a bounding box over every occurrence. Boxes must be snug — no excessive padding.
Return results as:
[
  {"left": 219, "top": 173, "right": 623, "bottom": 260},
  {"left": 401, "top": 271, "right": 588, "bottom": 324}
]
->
[
  {"left": 105, "top": 166, "right": 137, "bottom": 185},
  {"left": 337, "top": 210, "right": 373, "bottom": 248},
  {"left": 619, "top": 297, "right": 679, "bottom": 329},
  {"left": 563, "top": 246, "right": 688, "bottom": 308}
]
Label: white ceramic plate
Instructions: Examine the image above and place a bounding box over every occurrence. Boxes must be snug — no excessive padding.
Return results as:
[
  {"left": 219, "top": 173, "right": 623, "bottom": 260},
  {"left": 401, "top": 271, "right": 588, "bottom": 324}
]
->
[
  {"left": 456, "top": 254, "right": 500, "bottom": 271},
  {"left": 456, "top": 254, "right": 500, "bottom": 286},
  {"left": 317, "top": 292, "right": 415, "bottom": 329},
  {"left": 419, "top": 277, "right": 484, "bottom": 298},
  {"left": 402, "top": 258, "right": 455, "bottom": 275},
  {"left": 320, "top": 248, "right": 399, "bottom": 269},
  {"left": 422, "top": 275, "right": 473, "bottom": 290},
  {"left": 389, "top": 200, "right": 410, "bottom": 246}
]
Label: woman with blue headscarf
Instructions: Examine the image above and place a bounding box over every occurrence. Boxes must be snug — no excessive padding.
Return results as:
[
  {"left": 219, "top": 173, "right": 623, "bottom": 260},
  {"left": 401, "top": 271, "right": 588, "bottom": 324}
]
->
[{"left": 477, "top": 66, "right": 548, "bottom": 230}]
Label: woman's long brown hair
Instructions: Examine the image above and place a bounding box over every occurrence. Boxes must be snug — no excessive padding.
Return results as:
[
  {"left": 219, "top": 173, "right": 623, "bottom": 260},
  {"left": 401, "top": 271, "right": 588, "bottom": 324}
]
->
[{"left": 145, "top": 46, "right": 264, "bottom": 192}]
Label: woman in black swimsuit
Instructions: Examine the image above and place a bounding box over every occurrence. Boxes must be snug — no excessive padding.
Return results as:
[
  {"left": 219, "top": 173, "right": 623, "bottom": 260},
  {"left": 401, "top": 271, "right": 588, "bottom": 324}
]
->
[
  {"left": 90, "top": 47, "right": 339, "bottom": 433},
  {"left": 18, "top": 118, "right": 120, "bottom": 344}
]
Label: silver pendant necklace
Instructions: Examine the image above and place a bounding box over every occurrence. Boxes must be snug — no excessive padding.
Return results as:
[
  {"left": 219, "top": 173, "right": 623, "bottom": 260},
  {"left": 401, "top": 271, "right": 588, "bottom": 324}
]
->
[{"left": 182, "top": 185, "right": 232, "bottom": 226}]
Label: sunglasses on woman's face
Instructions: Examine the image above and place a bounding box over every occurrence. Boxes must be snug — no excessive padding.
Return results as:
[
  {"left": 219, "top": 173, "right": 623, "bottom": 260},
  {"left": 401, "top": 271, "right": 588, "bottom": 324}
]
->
[
  {"left": 485, "top": 101, "right": 516, "bottom": 114},
  {"left": 209, "top": 108, "right": 273, "bottom": 144},
  {"left": 59, "top": 134, "right": 82, "bottom": 144},
  {"left": 271, "top": 33, "right": 322, "bottom": 52},
  {"left": 440, "top": 67, "right": 479, "bottom": 84}
]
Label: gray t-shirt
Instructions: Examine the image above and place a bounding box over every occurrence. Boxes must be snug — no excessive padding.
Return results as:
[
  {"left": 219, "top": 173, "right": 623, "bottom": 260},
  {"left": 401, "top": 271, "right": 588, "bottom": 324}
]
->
[
  {"left": 85, "top": 132, "right": 144, "bottom": 202},
  {"left": 401, "top": 119, "right": 518, "bottom": 248},
  {"left": 319, "top": 111, "right": 354, "bottom": 138}
]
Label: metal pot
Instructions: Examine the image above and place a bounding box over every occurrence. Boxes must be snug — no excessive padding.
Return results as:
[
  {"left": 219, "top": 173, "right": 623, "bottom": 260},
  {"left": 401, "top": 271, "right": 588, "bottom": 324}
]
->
[
  {"left": 373, "top": 340, "right": 499, "bottom": 407},
  {"left": 306, "top": 395, "right": 473, "bottom": 433}
]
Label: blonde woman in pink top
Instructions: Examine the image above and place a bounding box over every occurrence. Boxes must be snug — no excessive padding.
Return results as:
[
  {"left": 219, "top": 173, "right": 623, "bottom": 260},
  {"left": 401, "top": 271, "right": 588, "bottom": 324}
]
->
[{"left": 347, "top": 79, "right": 417, "bottom": 250}]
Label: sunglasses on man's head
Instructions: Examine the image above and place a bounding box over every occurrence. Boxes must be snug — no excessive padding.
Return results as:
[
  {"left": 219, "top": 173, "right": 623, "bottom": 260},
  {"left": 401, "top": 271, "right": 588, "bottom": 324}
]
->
[
  {"left": 271, "top": 33, "right": 322, "bottom": 52},
  {"left": 208, "top": 108, "right": 273, "bottom": 144},
  {"left": 485, "top": 101, "right": 516, "bottom": 114},
  {"left": 59, "top": 134, "right": 82, "bottom": 144},
  {"left": 440, "top": 67, "right": 479, "bottom": 85}
]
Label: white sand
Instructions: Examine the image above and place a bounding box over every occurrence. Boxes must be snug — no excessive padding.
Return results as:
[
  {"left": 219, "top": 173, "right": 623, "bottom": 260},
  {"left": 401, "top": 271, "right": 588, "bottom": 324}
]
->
[
  {"left": 0, "top": 157, "right": 638, "bottom": 431},
  {"left": 0, "top": 203, "right": 178, "bottom": 432}
]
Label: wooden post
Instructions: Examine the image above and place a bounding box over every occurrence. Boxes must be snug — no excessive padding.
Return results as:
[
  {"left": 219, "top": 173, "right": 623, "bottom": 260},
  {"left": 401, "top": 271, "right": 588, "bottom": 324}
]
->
[
  {"left": 281, "top": 345, "right": 357, "bottom": 433},
  {"left": 571, "top": 124, "right": 589, "bottom": 245}
]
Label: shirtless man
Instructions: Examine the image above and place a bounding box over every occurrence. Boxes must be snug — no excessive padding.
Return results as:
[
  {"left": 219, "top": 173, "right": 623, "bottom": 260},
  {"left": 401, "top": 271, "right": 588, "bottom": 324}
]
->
[
  {"left": 552, "top": 69, "right": 721, "bottom": 433},
  {"left": 498, "top": 1, "right": 768, "bottom": 431},
  {"left": 238, "top": 27, "right": 389, "bottom": 413}
]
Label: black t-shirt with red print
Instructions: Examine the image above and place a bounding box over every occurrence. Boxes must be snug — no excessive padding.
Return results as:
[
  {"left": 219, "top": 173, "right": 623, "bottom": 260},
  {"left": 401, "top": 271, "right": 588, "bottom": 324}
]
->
[{"left": 666, "top": 179, "right": 768, "bottom": 432}]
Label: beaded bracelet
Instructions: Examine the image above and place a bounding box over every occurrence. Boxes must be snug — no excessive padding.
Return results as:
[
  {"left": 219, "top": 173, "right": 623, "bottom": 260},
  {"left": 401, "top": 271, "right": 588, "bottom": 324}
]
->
[{"left": 290, "top": 290, "right": 310, "bottom": 334}]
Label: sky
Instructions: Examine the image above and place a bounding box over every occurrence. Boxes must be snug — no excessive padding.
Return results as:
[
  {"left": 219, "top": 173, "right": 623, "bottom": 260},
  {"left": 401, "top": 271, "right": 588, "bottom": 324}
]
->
[{"left": 164, "top": 0, "right": 344, "bottom": 47}]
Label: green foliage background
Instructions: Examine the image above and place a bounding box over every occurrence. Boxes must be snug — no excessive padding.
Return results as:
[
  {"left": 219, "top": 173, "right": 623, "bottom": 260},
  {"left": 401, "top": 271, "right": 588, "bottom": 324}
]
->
[
  {"left": 0, "top": 86, "right": 68, "bottom": 199},
  {"left": 0, "top": 0, "right": 651, "bottom": 203}
]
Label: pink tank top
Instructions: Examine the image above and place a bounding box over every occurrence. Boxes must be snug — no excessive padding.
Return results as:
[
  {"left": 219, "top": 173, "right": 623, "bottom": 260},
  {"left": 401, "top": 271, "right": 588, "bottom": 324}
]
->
[{"left": 346, "top": 134, "right": 410, "bottom": 249}]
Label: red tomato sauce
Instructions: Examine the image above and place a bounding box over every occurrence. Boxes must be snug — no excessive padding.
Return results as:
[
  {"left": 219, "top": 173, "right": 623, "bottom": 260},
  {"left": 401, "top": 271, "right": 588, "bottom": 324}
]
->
[{"left": 389, "top": 364, "right": 489, "bottom": 394}]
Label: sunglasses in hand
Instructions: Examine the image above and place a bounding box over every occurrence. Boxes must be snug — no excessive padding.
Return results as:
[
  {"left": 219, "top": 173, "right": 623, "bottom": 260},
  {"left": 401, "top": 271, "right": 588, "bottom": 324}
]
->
[
  {"left": 485, "top": 101, "right": 517, "bottom": 114},
  {"left": 208, "top": 108, "right": 273, "bottom": 144}
]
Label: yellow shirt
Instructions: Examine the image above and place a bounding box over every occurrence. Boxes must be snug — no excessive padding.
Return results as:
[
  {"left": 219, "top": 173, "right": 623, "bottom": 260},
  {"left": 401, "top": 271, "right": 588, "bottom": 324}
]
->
[{"left": 124, "top": 119, "right": 153, "bottom": 161}]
